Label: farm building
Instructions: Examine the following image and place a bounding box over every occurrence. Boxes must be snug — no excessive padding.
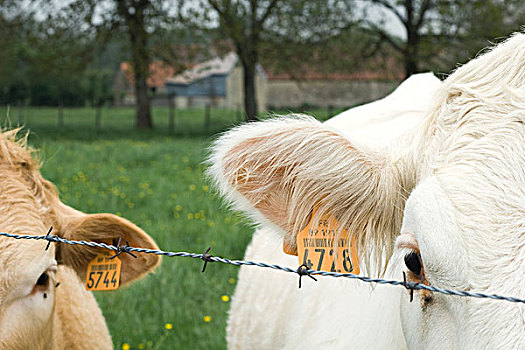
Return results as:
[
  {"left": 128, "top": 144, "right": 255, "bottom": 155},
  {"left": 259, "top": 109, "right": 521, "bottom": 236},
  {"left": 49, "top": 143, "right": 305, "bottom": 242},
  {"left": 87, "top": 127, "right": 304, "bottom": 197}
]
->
[
  {"left": 114, "top": 51, "right": 405, "bottom": 112},
  {"left": 115, "top": 61, "right": 176, "bottom": 106},
  {"left": 165, "top": 52, "right": 267, "bottom": 112},
  {"left": 264, "top": 58, "right": 404, "bottom": 110}
]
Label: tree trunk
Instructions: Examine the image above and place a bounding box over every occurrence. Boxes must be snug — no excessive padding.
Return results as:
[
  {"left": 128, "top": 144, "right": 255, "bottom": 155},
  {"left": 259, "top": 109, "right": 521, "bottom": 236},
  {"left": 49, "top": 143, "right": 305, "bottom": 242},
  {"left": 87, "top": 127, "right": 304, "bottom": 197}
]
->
[
  {"left": 242, "top": 60, "right": 258, "bottom": 121},
  {"left": 119, "top": 0, "right": 153, "bottom": 129},
  {"left": 404, "top": 5, "right": 420, "bottom": 78},
  {"left": 168, "top": 93, "right": 175, "bottom": 133},
  {"left": 134, "top": 71, "right": 152, "bottom": 128},
  {"left": 403, "top": 50, "right": 418, "bottom": 78},
  {"left": 404, "top": 26, "right": 419, "bottom": 77}
]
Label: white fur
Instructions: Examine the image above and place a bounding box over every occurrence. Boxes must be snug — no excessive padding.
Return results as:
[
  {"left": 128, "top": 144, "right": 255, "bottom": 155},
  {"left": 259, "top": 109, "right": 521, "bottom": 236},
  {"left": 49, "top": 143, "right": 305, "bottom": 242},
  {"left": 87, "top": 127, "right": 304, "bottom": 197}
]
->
[
  {"left": 228, "top": 228, "right": 407, "bottom": 349},
  {"left": 326, "top": 72, "right": 442, "bottom": 147}
]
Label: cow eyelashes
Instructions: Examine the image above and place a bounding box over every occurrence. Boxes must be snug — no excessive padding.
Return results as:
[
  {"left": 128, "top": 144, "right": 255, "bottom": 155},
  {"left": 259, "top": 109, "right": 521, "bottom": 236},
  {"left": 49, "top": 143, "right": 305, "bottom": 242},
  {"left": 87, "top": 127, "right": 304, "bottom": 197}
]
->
[{"left": 404, "top": 251, "right": 422, "bottom": 276}]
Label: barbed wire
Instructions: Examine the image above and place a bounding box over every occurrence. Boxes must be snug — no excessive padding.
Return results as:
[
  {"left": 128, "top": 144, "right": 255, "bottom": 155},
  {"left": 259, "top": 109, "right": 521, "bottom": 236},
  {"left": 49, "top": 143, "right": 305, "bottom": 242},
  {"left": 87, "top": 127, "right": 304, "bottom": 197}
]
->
[{"left": 1, "top": 231, "right": 524, "bottom": 304}]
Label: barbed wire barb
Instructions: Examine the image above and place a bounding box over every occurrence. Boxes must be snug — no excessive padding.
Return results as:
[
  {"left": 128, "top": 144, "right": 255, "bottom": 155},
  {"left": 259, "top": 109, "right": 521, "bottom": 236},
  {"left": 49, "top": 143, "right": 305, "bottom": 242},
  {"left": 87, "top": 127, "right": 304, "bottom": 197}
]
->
[
  {"left": 109, "top": 238, "right": 137, "bottom": 259},
  {"left": 201, "top": 247, "right": 213, "bottom": 273},
  {"left": 0, "top": 231, "right": 524, "bottom": 305},
  {"left": 297, "top": 263, "right": 317, "bottom": 288},
  {"left": 44, "top": 226, "right": 54, "bottom": 251}
]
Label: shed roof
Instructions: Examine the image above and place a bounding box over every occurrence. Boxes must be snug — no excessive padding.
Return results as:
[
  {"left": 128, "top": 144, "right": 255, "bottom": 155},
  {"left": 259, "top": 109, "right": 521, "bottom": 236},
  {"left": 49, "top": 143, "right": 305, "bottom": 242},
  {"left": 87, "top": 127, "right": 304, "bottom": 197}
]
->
[{"left": 166, "top": 52, "right": 238, "bottom": 85}]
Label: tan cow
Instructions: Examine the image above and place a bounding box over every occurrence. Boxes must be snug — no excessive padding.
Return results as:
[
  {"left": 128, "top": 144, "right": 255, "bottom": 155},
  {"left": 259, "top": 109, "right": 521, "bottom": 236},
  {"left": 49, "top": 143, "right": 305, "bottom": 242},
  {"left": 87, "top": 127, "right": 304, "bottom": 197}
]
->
[{"left": 0, "top": 129, "right": 160, "bottom": 349}]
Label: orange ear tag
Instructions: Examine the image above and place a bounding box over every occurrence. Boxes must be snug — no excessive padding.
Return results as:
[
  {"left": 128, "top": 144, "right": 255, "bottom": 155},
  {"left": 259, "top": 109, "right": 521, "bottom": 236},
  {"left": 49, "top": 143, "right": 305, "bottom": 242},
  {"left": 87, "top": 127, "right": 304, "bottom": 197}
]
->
[
  {"left": 85, "top": 252, "right": 121, "bottom": 291},
  {"left": 296, "top": 210, "right": 360, "bottom": 274}
]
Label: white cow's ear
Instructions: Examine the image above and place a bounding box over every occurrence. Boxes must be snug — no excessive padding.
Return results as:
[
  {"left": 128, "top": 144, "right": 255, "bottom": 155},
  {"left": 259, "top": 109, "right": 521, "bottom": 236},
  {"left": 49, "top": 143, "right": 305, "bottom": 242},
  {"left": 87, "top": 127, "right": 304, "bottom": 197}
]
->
[
  {"left": 57, "top": 211, "right": 160, "bottom": 287},
  {"left": 209, "top": 115, "right": 412, "bottom": 270}
]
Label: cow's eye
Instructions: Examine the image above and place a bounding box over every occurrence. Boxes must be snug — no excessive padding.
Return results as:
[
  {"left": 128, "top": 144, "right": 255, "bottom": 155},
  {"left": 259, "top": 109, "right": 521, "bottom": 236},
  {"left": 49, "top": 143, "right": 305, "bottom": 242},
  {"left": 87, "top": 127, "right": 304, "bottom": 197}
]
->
[
  {"left": 36, "top": 272, "right": 49, "bottom": 287},
  {"left": 404, "top": 251, "right": 422, "bottom": 276}
]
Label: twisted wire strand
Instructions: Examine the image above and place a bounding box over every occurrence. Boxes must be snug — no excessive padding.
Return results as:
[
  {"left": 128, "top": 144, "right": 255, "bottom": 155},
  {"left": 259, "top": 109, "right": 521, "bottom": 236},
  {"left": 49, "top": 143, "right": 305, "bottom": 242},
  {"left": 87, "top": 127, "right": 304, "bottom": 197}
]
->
[{"left": 0, "top": 231, "right": 523, "bottom": 304}]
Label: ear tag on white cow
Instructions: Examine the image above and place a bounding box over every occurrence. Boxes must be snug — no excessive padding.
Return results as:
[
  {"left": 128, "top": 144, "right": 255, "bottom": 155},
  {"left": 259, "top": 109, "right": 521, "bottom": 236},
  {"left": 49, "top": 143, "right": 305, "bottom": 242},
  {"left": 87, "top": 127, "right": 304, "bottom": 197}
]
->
[
  {"left": 85, "top": 252, "right": 121, "bottom": 291},
  {"left": 296, "top": 209, "right": 360, "bottom": 274}
]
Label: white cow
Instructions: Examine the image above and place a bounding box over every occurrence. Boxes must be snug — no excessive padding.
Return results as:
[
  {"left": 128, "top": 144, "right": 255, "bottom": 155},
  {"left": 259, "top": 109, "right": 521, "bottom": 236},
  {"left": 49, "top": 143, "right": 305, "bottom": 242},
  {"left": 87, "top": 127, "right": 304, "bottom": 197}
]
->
[
  {"left": 221, "top": 72, "right": 441, "bottom": 350},
  {"left": 210, "top": 33, "right": 525, "bottom": 349}
]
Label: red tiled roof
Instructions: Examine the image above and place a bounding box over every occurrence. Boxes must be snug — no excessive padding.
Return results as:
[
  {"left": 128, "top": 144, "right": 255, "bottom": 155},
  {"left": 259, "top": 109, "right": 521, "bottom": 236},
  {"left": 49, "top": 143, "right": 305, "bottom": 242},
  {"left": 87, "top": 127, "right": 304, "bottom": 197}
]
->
[
  {"left": 121, "top": 42, "right": 231, "bottom": 88},
  {"left": 121, "top": 62, "right": 176, "bottom": 88}
]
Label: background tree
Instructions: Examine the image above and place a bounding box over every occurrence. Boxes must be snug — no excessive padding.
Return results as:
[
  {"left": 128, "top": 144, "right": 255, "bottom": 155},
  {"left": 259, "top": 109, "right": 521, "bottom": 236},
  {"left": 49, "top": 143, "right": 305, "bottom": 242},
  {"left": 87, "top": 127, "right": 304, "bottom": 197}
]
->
[
  {"left": 265, "top": 0, "right": 524, "bottom": 80},
  {"left": 183, "top": 0, "right": 356, "bottom": 121},
  {"left": 355, "top": 0, "right": 525, "bottom": 77},
  {"left": 0, "top": 4, "right": 34, "bottom": 108},
  {"left": 0, "top": 2, "right": 95, "bottom": 115},
  {"left": 113, "top": 0, "right": 155, "bottom": 128},
  {"left": 54, "top": 0, "right": 181, "bottom": 129},
  {"left": 2, "top": 0, "right": 522, "bottom": 120},
  {"left": 192, "top": 0, "right": 282, "bottom": 121},
  {"left": 30, "top": 12, "right": 94, "bottom": 106}
]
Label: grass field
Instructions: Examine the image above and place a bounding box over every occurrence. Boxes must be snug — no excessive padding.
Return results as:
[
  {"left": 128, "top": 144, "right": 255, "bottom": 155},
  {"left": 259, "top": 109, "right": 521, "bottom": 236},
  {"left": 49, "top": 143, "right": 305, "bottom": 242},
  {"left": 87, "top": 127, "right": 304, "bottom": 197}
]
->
[
  {"left": 1, "top": 105, "right": 335, "bottom": 137},
  {"left": 0, "top": 106, "right": 332, "bottom": 349}
]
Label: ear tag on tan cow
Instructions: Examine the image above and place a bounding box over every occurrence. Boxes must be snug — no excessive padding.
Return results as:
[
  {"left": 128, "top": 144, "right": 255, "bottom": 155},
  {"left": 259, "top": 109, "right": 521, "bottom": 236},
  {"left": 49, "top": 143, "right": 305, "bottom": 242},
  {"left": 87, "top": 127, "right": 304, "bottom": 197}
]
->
[
  {"left": 85, "top": 252, "right": 121, "bottom": 291},
  {"left": 296, "top": 210, "right": 360, "bottom": 274}
]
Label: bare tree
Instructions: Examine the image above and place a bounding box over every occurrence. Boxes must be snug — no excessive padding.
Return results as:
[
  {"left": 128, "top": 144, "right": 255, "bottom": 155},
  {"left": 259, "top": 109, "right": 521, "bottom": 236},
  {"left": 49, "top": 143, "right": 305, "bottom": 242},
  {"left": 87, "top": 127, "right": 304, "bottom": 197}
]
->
[
  {"left": 115, "top": 0, "right": 154, "bottom": 128},
  {"left": 58, "top": 0, "right": 180, "bottom": 129},
  {"left": 203, "top": 0, "right": 280, "bottom": 121},
  {"left": 183, "top": 0, "right": 356, "bottom": 121},
  {"left": 358, "top": 0, "right": 525, "bottom": 77}
]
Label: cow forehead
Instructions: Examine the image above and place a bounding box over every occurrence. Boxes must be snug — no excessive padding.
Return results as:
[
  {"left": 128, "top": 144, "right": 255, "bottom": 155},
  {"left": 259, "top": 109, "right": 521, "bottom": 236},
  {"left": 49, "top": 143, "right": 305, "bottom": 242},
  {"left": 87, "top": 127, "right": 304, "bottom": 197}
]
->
[{"left": 0, "top": 238, "right": 55, "bottom": 299}]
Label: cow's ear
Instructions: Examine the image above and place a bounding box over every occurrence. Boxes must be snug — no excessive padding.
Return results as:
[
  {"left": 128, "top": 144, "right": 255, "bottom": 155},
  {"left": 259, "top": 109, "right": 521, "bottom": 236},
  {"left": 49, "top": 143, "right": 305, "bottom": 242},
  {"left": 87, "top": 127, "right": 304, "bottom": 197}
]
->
[
  {"left": 209, "top": 115, "right": 409, "bottom": 269},
  {"left": 57, "top": 212, "right": 160, "bottom": 287}
]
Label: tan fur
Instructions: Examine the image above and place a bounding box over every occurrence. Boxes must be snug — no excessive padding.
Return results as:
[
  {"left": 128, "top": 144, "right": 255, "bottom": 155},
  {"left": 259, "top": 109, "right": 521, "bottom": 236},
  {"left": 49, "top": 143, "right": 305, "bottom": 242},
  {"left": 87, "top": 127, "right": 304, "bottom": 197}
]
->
[
  {"left": 53, "top": 266, "right": 112, "bottom": 349},
  {"left": 0, "top": 129, "right": 161, "bottom": 348},
  {"left": 59, "top": 213, "right": 160, "bottom": 286}
]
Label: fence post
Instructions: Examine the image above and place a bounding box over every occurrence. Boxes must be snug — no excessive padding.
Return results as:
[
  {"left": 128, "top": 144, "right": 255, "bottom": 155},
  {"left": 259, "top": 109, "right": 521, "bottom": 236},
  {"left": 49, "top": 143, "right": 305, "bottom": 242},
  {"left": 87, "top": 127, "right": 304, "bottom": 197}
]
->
[
  {"left": 237, "top": 104, "right": 243, "bottom": 122},
  {"left": 168, "top": 93, "right": 175, "bottom": 133},
  {"left": 95, "top": 102, "right": 102, "bottom": 131},
  {"left": 58, "top": 102, "right": 64, "bottom": 127},
  {"left": 17, "top": 100, "right": 24, "bottom": 125},
  {"left": 204, "top": 103, "right": 211, "bottom": 132},
  {"left": 328, "top": 105, "right": 334, "bottom": 119}
]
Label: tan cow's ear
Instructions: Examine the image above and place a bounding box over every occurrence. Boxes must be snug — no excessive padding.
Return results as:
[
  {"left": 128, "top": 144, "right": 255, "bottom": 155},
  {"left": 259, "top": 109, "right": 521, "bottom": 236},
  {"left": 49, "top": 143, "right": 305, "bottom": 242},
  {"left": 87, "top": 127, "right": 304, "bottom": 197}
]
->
[{"left": 58, "top": 213, "right": 160, "bottom": 287}]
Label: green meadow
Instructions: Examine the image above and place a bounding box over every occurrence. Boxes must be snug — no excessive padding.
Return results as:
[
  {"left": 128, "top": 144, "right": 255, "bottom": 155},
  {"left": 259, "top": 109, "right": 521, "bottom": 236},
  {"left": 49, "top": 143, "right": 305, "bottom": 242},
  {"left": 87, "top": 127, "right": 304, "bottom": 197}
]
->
[{"left": 0, "top": 106, "right": 332, "bottom": 349}]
